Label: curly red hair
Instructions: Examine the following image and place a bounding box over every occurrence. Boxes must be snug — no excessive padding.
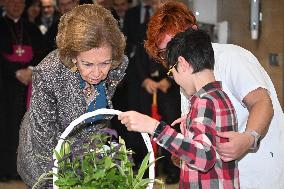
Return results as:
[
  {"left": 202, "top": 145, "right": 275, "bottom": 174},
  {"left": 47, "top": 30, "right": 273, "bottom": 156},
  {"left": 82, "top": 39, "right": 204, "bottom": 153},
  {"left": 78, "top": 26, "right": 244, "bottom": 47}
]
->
[{"left": 144, "top": 1, "right": 197, "bottom": 66}]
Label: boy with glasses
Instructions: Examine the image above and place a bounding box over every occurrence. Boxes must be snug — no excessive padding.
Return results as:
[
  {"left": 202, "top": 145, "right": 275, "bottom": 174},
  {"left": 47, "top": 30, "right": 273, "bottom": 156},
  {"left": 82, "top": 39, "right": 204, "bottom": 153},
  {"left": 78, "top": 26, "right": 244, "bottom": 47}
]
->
[{"left": 118, "top": 28, "right": 240, "bottom": 189}]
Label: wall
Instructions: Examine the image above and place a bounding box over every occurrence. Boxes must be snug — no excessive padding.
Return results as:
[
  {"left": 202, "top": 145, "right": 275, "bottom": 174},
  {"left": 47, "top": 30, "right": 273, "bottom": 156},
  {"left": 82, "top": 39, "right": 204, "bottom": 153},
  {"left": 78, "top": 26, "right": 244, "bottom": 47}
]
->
[
  {"left": 217, "top": 0, "right": 284, "bottom": 106},
  {"left": 192, "top": 0, "right": 217, "bottom": 24}
]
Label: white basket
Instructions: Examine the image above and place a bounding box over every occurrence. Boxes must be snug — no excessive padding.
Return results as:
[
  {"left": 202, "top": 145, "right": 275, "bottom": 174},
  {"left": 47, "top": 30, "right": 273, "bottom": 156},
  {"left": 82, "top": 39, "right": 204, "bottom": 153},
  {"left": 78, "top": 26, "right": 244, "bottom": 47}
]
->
[{"left": 52, "top": 108, "right": 155, "bottom": 189}]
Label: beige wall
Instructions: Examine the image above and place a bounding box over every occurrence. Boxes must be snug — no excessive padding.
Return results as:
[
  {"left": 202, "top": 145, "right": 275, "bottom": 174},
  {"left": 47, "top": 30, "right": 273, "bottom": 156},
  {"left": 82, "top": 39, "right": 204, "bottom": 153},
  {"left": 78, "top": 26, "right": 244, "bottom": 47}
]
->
[{"left": 217, "top": 0, "right": 284, "bottom": 106}]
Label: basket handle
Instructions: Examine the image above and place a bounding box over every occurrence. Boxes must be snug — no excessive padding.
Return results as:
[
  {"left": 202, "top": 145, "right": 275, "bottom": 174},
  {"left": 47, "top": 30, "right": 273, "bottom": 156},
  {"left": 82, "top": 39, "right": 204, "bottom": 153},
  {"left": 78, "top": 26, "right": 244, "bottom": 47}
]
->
[{"left": 52, "top": 108, "right": 155, "bottom": 189}]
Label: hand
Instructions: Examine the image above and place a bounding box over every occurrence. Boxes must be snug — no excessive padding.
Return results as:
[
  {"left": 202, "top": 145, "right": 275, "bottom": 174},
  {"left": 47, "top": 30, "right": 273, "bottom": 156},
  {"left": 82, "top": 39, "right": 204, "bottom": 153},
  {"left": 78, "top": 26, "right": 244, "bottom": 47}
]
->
[
  {"left": 118, "top": 111, "right": 158, "bottom": 134},
  {"left": 216, "top": 131, "right": 254, "bottom": 162},
  {"left": 171, "top": 155, "right": 181, "bottom": 168},
  {"left": 171, "top": 115, "right": 187, "bottom": 126},
  {"left": 171, "top": 115, "right": 187, "bottom": 133},
  {"left": 15, "top": 68, "right": 32, "bottom": 85},
  {"left": 142, "top": 78, "right": 159, "bottom": 94},
  {"left": 158, "top": 78, "right": 171, "bottom": 93}
]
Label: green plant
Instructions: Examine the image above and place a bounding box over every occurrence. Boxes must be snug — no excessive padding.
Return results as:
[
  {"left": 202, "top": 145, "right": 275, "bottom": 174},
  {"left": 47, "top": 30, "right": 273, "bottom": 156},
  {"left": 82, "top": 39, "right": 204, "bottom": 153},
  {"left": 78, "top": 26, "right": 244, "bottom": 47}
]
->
[{"left": 34, "top": 129, "right": 164, "bottom": 189}]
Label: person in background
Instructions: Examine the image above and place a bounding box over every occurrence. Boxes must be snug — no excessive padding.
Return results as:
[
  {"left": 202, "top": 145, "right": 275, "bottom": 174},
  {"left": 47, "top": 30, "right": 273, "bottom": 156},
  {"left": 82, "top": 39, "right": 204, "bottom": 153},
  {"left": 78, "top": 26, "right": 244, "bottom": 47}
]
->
[
  {"left": 119, "top": 0, "right": 179, "bottom": 181},
  {"left": 17, "top": 4, "right": 128, "bottom": 188},
  {"left": 0, "top": 0, "right": 6, "bottom": 177},
  {"left": 0, "top": 0, "right": 6, "bottom": 17},
  {"left": 121, "top": 0, "right": 156, "bottom": 175},
  {"left": 132, "top": 43, "right": 181, "bottom": 184},
  {"left": 109, "top": 0, "right": 129, "bottom": 156},
  {"left": 111, "top": 0, "right": 128, "bottom": 30},
  {"left": 0, "top": 59, "right": 6, "bottom": 182},
  {"left": 35, "top": 0, "right": 60, "bottom": 54},
  {"left": 144, "top": 1, "right": 284, "bottom": 188},
  {"left": 0, "top": 62, "right": 6, "bottom": 182},
  {"left": 79, "top": 0, "right": 93, "bottom": 5},
  {"left": 47, "top": 0, "right": 79, "bottom": 50},
  {"left": 57, "top": 0, "right": 78, "bottom": 15},
  {"left": 0, "top": 0, "right": 44, "bottom": 181},
  {"left": 118, "top": 28, "right": 240, "bottom": 189},
  {"left": 39, "top": 0, "right": 78, "bottom": 55},
  {"left": 36, "top": 0, "right": 59, "bottom": 35},
  {"left": 123, "top": 0, "right": 154, "bottom": 59},
  {"left": 96, "top": 0, "right": 112, "bottom": 9},
  {"left": 23, "top": 0, "right": 41, "bottom": 23}
]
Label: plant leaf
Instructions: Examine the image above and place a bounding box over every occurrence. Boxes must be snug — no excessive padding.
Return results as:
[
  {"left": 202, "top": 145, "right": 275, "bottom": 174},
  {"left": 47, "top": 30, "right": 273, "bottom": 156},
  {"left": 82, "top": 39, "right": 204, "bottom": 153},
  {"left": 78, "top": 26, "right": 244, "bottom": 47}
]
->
[{"left": 133, "top": 153, "right": 150, "bottom": 186}]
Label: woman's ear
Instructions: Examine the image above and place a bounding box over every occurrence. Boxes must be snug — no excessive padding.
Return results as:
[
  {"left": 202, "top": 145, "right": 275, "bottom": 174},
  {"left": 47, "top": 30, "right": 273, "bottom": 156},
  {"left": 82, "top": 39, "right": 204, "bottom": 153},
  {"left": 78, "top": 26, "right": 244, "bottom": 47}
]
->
[{"left": 72, "top": 58, "right": 77, "bottom": 64}]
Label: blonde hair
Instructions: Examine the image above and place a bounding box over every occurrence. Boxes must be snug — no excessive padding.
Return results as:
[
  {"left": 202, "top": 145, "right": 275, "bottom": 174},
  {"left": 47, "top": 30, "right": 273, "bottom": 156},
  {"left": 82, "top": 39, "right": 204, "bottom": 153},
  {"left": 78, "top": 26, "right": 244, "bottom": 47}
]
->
[{"left": 56, "top": 3, "right": 126, "bottom": 68}]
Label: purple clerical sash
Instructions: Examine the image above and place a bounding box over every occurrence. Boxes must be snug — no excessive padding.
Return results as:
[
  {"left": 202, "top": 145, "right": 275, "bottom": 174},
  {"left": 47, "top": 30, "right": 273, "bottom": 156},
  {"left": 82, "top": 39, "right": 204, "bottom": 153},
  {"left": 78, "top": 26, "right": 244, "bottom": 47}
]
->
[{"left": 2, "top": 44, "right": 33, "bottom": 64}]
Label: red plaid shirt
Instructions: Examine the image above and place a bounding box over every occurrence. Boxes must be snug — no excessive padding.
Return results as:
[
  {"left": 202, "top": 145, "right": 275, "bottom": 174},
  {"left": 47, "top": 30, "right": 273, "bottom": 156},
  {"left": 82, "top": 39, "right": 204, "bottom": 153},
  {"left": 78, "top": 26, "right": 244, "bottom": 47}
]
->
[{"left": 154, "top": 81, "right": 239, "bottom": 189}]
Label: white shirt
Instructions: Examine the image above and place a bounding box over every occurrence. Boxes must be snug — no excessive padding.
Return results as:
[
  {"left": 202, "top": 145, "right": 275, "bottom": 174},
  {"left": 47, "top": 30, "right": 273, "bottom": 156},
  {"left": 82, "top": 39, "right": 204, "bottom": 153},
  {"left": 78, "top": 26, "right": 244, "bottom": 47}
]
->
[{"left": 181, "top": 43, "right": 284, "bottom": 189}]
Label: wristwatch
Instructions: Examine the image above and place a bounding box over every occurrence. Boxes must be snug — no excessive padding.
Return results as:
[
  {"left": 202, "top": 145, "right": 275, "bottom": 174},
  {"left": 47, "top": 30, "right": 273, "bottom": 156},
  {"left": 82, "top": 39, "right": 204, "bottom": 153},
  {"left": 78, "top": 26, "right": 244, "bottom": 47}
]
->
[{"left": 244, "top": 130, "right": 262, "bottom": 150}]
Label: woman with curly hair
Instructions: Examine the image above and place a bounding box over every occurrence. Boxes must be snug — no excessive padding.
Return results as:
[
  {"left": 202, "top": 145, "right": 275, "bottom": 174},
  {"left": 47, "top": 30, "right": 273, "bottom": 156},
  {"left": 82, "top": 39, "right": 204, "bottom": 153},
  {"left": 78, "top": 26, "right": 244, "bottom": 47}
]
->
[{"left": 17, "top": 3, "right": 128, "bottom": 188}]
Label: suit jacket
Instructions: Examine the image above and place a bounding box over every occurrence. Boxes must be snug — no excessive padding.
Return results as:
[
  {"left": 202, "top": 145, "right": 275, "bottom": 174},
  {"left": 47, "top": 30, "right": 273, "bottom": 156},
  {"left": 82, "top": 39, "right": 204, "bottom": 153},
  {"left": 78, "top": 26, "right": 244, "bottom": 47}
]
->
[
  {"left": 17, "top": 50, "right": 128, "bottom": 187},
  {"left": 133, "top": 45, "right": 180, "bottom": 116},
  {"left": 123, "top": 4, "right": 147, "bottom": 57},
  {"left": 35, "top": 12, "right": 60, "bottom": 55},
  {"left": 0, "top": 16, "right": 45, "bottom": 177}
]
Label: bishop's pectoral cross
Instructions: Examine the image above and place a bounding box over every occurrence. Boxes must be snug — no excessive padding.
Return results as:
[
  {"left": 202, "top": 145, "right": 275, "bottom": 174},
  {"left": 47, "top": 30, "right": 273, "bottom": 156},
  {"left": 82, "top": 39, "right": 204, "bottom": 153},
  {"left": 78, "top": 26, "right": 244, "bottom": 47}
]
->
[{"left": 16, "top": 45, "right": 25, "bottom": 57}]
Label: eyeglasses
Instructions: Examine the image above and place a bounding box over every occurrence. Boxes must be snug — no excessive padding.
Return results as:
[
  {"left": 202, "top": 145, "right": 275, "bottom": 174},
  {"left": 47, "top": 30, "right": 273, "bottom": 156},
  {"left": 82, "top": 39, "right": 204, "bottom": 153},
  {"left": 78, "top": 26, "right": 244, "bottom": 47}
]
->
[
  {"left": 157, "top": 48, "right": 167, "bottom": 61},
  {"left": 167, "top": 61, "right": 178, "bottom": 76}
]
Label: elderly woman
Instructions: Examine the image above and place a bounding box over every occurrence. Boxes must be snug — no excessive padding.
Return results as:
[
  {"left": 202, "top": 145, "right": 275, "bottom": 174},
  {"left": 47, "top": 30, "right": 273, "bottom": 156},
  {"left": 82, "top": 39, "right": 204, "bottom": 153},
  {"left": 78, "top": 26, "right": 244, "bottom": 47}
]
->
[{"left": 17, "top": 4, "right": 128, "bottom": 188}]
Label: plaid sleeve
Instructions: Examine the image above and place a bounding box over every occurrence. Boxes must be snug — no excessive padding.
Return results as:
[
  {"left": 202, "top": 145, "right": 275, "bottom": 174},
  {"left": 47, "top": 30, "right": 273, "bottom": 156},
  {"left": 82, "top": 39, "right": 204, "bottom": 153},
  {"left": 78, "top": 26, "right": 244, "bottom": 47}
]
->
[{"left": 154, "top": 98, "right": 217, "bottom": 172}]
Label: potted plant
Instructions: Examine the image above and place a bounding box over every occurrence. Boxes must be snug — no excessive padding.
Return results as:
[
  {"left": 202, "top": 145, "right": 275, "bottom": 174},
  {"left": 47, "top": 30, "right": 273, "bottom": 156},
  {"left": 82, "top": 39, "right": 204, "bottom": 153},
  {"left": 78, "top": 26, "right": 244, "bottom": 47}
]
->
[{"left": 33, "top": 128, "right": 164, "bottom": 189}]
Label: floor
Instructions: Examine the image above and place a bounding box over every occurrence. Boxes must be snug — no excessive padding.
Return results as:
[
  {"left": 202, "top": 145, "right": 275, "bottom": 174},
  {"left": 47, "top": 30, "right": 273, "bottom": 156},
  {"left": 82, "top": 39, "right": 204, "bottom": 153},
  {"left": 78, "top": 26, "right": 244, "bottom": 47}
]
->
[
  {"left": 0, "top": 177, "right": 179, "bottom": 189},
  {"left": 0, "top": 180, "right": 26, "bottom": 189}
]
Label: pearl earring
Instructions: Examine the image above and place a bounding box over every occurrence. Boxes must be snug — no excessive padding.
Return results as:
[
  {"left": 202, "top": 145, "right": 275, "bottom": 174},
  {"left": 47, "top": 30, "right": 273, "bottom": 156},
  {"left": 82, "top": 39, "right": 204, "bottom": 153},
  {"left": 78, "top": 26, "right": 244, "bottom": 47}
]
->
[{"left": 72, "top": 58, "right": 77, "bottom": 63}]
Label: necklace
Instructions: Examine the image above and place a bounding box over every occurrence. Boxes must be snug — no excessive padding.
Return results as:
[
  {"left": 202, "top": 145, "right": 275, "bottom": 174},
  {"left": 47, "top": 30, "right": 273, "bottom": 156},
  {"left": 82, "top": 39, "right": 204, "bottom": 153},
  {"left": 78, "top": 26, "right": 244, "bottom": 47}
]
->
[
  {"left": 5, "top": 17, "right": 25, "bottom": 57},
  {"left": 84, "top": 83, "right": 94, "bottom": 99}
]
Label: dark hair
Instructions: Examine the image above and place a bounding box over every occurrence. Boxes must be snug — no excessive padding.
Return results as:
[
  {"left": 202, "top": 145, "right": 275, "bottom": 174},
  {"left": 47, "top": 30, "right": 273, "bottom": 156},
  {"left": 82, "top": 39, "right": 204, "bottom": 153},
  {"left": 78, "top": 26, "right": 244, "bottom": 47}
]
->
[
  {"left": 79, "top": 0, "right": 93, "bottom": 5},
  {"left": 166, "top": 28, "right": 214, "bottom": 73}
]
